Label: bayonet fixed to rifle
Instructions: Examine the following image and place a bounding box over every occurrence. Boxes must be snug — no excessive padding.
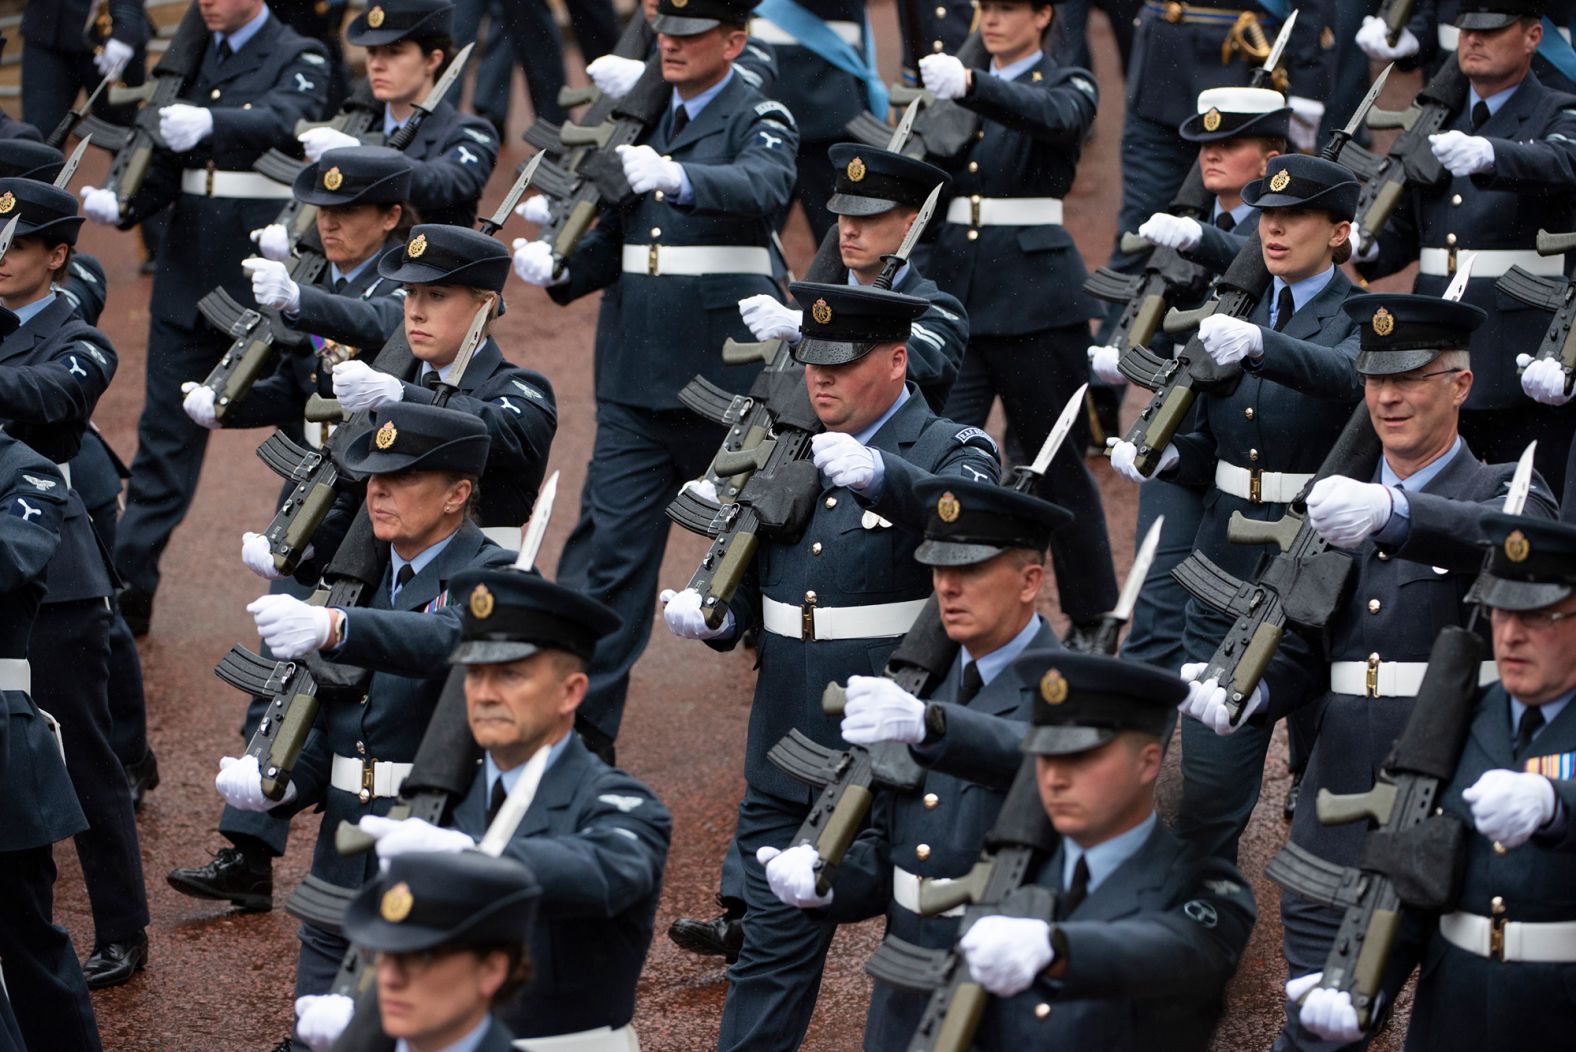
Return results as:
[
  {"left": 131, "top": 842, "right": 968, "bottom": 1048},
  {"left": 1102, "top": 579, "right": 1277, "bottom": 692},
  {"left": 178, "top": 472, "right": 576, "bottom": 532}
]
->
[
  {"left": 1377, "top": 0, "right": 1417, "bottom": 47},
  {"left": 1498, "top": 227, "right": 1576, "bottom": 399},
  {"left": 843, "top": 33, "right": 986, "bottom": 162},
  {"left": 46, "top": 73, "right": 114, "bottom": 150}
]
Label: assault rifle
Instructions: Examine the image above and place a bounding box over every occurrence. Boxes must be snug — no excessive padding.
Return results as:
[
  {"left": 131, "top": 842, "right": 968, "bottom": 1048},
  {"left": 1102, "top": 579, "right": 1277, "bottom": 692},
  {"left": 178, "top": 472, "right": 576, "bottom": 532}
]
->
[
  {"left": 1497, "top": 227, "right": 1576, "bottom": 400},
  {"left": 1376, "top": 0, "right": 1416, "bottom": 47},
  {"left": 843, "top": 33, "right": 986, "bottom": 162},
  {"left": 46, "top": 73, "right": 115, "bottom": 150}
]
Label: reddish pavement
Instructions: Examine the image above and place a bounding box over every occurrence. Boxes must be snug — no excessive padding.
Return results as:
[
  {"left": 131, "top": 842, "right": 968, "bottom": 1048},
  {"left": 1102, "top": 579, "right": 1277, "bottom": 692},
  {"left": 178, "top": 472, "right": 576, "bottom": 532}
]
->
[{"left": 52, "top": 6, "right": 1414, "bottom": 1049}]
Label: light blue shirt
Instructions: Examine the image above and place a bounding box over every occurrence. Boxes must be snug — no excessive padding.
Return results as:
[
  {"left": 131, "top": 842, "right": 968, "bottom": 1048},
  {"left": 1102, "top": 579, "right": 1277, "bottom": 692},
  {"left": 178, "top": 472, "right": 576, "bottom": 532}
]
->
[
  {"left": 330, "top": 255, "right": 376, "bottom": 289},
  {"left": 1373, "top": 436, "right": 1464, "bottom": 545},
  {"left": 1063, "top": 811, "right": 1157, "bottom": 898},
  {"left": 484, "top": 733, "right": 573, "bottom": 800},
  {"left": 849, "top": 264, "right": 910, "bottom": 287},
  {"left": 960, "top": 614, "right": 1043, "bottom": 689},
  {"left": 215, "top": 4, "right": 270, "bottom": 54},
  {"left": 1510, "top": 689, "right": 1573, "bottom": 750},
  {"left": 12, "top": 291, "right": 57, "bottom": 328},
  {"left": 1267, "top": 265, "right": 1336, "bottom": 331},
  {"left": 1212, "top": 198, "right": 1254, "bottom": 229},
  {"left": 394, "top": 1017, "right": 489, "bottom": 1052},
  {"left": 990, "top": 50, "right": 1043, "bottom": 82},
  {"left": 670, "top": 69, "right": 735, "bottom": 206},
  {"left": 1469, "top": 82, "right": 1520, "bottom": 121},
  {"left": 390, "top": 530, "right": 456, "bottom": 605}
]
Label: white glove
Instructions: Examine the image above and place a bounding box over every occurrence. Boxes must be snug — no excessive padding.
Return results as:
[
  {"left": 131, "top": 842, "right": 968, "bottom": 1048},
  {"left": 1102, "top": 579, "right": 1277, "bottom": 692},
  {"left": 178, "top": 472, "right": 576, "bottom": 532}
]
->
[
  {"left": 919, "top": 53, "right": 968, "bottom": 101},
  {"left": 294, "top": 994, "right": 355, "bottom": 1052},
  {"left": 331, "top": 359, "right": 404, "bottom": 412},
  {"left": 215, "top": 754, "right": 296, "bottom": 811},
  {"left": 241, "top": 531, "right": 286, "bottom": 580},
  {"left": 249, "top": 224, "right": 292, "bottom": 263},
  {"left": 1107, "top": 438, "right": 1177, "bottom": 483},
  {"left": 246, "top": 593, "right": 334, "bottom": 659},
  {"left": 299, "top": 125, "right": 360, "bottom": 163},
  {"left": 1306, "top": 476, "right": 1393, "bottom": 549},
  {"left": 739, "top": 294, "right": 803, "bottom": 343},
  {"left": 1138, "top": 213, "right": 1203, "bottom": 252},
  {"left": 1088, "top": 344, "right": 1124, "bottom": 386},
  {"left": 515, "top": 195, "right": 553, "bottom": 226},
  {"left": 586, "top": 54, "right": 646, "bottom": 99},
  {"left": 1197, "top": 314, "right": 1263, "bottom": 366},
  {"left": 1429, "top": 130, "right": 1495, "bottom": 177},
  {"left": 1288, "top": 973, "right": 1364, "bottom": 1043},
  {"left": 180, "top": 381, "right": 221, "bottom": 430},
  {"left": 960, "top": 916, "right": 1055, "bottom": 996},
  {"left": 756, "top": 844, "right": 833, "bottom": 908},
  {"left": 1178, "top": 662, "right": 1264, "bottom": 735},
  {"left": 1463, "top": 768, "right": 1556, "bottom": 849},
  {"left": 158, "top": 103, "right": 213, "bottom": 152},
  {"left": 94, "top": 38, "right": 134, "bottom": 79},
  {"left": 1350, "top": 225, "right": 1380, "bottom": 263},
  {"left": 841, "top": 675, "right": 927, "bottom": 745},
  {"left": 660, "top": 587, "right": 734, "bottom": 640},
  {"left": 1288, "top": 96, "right": 1325, "bottom": 154},
  {"left": 357, "top": 815, "right": 476, "bottom": 861},
  {"left": 615, "top": 143, "right": 683, "bottom": 196},
  {"left": 80, "top": 186, "right": 120, "bottom": 225},
  {"left": 1518, "top": 354, "right": 1573, "bottom": 406},
  {"left": 680, "top": 476, "right": 720, "bottom": 504},
  {"left": 1355, "top": 15, "right": 1421, "bottom": 61},
  {"left": 811, "top": 431, "right": 877, "bottom": 491},
  {"left": 511, "top": 238, "right": 568, "bottom": 287},
  {"left": 243, "top": 257, "right": 300, "bottom": 312}
]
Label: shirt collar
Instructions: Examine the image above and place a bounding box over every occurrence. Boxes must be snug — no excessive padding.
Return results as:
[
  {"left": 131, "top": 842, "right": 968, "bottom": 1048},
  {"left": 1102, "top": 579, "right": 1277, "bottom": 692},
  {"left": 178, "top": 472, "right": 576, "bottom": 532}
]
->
[
  {"left": 959, "top": 614, "right": 1043, "bottom": 689},
  {"left": 1271, "top": 265, "right": 1336, "bottom": 323},
  {"left": 389, "top": 529, "right": 458, "bottom": 602},
  {"left": 989, "top": 50, "right": 1042, "bottom": 82},
  {"left": 851, "top": 385, "right": 910, "bottom": 446},
  {"left": 1212, "top": 198, "right": 1254, "bottom": 227},
  {"left": 848, "top": 264, "right": 909, "bottom": 288},
  {"left": 1469, "top": 81, "right": 1521, "bottom": 119},
  {"left": 1381, "top": 435, "right": 1463, "bottom": 490},
  {"left": 669, "top": 67, "right": 734, "bottom": 124},
  {"left": 215, "top": 3, "right": 270, "bottom": 54},
  {"left": 485, "top": 734, "right": 573, "bottom": 797},
  {"left": 1509, "top": 688, "right": 1576, "bottom": 748},
  {"left": 330, "top": 253, "right": 378, "bottom": 289},
  {"left": 11, "top": 291, "right": 57, "bottom": 328},
  {"left": 394, "top": 1016, "right": 491, "bottom": 1052},
  {"left": 1063, "top": 811, "right": 1157, "bottom": 898}
]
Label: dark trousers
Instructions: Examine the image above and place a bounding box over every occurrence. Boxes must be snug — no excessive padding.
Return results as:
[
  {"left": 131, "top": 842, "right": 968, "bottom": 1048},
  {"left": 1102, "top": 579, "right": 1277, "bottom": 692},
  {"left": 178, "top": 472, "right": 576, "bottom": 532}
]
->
[
  {"left": 571, "top": 401, "right": 721, "bottom": 743},
  {"left": 1051, "top": 0, "right": 1142, "bottom": 73},
  {"left": 114, "top": 317, "right": 230, "bottom": 594},
  {"left": 34, "top": 599, "right": 149, "bottom": 943},
  {"left": 1119, "top": 477, "right": 1205, "bottom": 673},
  {"left": 943, "top": 326, "right": 1120, "bottom": 623},
  {"left": 789, "top": 139, "right": 838, "bottom": 245},
  {"left": 1460, "top": 403, "right": 1576, "bottom": 503},
  {"left": 84, "top": 498, "right": 152, "bottom": 768},
  {"left": 492, "top": 0, "right": 619, "bottom": 127},
  {"left": 455, "top": 0, "right": 520, "bottom": 124},
  {"left": 0, "top": 845, "right": 102, "bottom": 1052},
  {"left": 1273, "top": 891, "right": 1375, "bottom": 1052},
  {"left": 291, "top": 921, "right": 350, "bottom": 1051},
  {"left": 716, "top": 785, "right": 838, "bottom": 1052},
  {"left": 1106, "top": 111, "right": 1195, "bottom": 276}
]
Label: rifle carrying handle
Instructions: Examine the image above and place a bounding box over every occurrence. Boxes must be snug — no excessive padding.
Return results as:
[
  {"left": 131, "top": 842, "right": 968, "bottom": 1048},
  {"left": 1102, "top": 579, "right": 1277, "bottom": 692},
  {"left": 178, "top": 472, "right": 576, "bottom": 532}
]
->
[{"left": 1536, "top": 228, "right": 1576, "bottom": 257}]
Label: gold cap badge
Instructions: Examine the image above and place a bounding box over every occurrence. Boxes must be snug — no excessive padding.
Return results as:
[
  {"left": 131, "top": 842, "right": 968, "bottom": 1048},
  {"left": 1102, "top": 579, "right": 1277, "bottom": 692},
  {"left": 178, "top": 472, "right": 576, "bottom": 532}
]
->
[
  {"left": 1040, "top": 669, "right": 1068, "bottom": 705},
  {"left": 811, "top": 298, "right": 832, "bottom": 325},
  {"left": 1202, "top": 107, "right": 1222, "bottom": 132},
  {"left": 323, "top": 166, "right": 343, "bottom": 191},
  {"left": 1268, "top": 168, "right": 1291, "bottom": 193},
  {"left": 407, "top": 233, "right": 427, "bottom": 259},
  {"left": 0, "top": 192, "right": 14, "bottom": 215},
  {"left": 469, "top": 583, "right": 495, "bottom": 619},
  {"left": 846, "top": 156, "right": 866, "bottom": 182},
  {"left": 1371, "top": 307, "right": 1395, "bottom": 337},
  {"left": 367, "top": 5, "right": 385, "bottom": 28},
  {"left": 380, "top": 881, "right": 413, "bottom": 922},
  {"left": 1505, "top": 529, "right": 1531, "bottom": 563},
  {"left": 672, "top": 0, "right": 688, "bottom": 7},
  {"left": 374, "top": 420, "right": 397, "bottom": 450},
  {"left": 936, "top": 491, "right": 961, "bottom": 524}
]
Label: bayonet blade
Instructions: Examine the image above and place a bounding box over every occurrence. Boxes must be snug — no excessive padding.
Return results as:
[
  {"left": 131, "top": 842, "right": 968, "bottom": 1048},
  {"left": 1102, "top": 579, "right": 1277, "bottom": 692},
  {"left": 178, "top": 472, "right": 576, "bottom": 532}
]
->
[
  {"left": 0, "top": 216, "right": 20, "bottom": 261},
  {"left": 415, "top": 41, "right": 474, "bottom": 118},
  {"left": 1504, "top": 442, "right": 1537, "bottom": 514},
  {"left": 1443, "top": 251, "right": 1475, "bottom": 301},
  {"left": 1112, "top": 516, "right": 1164, "bottom": 623},
  {"left": 1343, "top": 64, "right": 1393, "bottom": 140},
  {"left": 1262, "top": 9, "right": 1298, "bottom": 77},
  {"left": 440, "top": 299, "right": 493, "bottom": 394},
  {"left": 486, "top": 151, "right": 544, "bottom": 231},
  {"left": 885, "top": 99, "right": 921, "bottom": 153},
  {"left": 1027, "top": 382, "right": 1088, "bottom": 479},
  {"left": 895, "top": 183, "right": 942, "bottom": 263},
  {"left": 54, "top": 135, "right": 91, "bottom": 190},
  {"left": 514, "top": 470, "right": 559, "bottom": 572},
  {"left": 477, "top": 742, "right": 551, "bottom": 855}
]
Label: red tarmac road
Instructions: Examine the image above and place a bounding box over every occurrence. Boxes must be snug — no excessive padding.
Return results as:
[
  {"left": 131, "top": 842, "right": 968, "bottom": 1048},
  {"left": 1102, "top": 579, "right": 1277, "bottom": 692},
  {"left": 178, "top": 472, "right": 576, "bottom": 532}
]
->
[{"left": 52, "top": 6, "right": 1415, "bottom": 1048}]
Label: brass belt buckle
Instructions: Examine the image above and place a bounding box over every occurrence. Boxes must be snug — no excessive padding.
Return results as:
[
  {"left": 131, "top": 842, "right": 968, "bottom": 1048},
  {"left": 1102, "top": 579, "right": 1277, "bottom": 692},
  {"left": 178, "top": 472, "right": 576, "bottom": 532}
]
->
[
  {"left": 1248, "top": 467, "right": 1263, "bottom": 505},
  {"left": 802, "top": 591, "right": 817, "bottom": 642},
  {"left": 359, "top": 758, "right": 376, "bottom": 804},
  {"left": 1490, "top": 898, "right": 1507, "bottom": 961},
  {"left": 205, "top": 160, "right": 216, "bottom": 197},
  {"left": 969, "top": 194, "right": 981, "bottom": 228},
  {"left": 1447, "top": 246, "right": 1458, "bottom": 277},
  {"left": 1366, "top": 654, "right": 1380, "bottom": 699},
  {"left": 1164, "top": 1, "right": 1184, "bottom": 23},
  {"left": 647, "top": 244, "right": 660, "bottom": 277}
]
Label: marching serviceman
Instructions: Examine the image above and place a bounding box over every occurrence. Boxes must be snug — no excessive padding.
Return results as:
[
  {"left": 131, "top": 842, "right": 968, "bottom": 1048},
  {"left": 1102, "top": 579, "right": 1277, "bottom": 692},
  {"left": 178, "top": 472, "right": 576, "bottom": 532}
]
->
[{"left": 19, "top": 0, "right": 148, "bottom": 134}]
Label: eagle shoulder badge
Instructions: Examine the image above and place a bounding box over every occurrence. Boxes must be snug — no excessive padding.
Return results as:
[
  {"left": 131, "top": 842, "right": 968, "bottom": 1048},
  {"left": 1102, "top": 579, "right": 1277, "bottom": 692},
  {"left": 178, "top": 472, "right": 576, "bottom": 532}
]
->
[
  {"left": 1040, "top": 669, "right": 1068, "bottom": 705},
  {"left": 469, "top": 583, "right": 494, "bottom": 619},
  {"left": 846, "top": 156, "right": 866, "bottom": 182},
  {"left": 1268, "top": 169, "right": 1291, "bottom": 193},
  {"left": 936, "top": 491, "right": 961, "bottom": 523},
  {"left": 811, "top": 298, "right": 832, "bottom": 325},
  {"left": 323, "top": 166, "right": 343, "bottom": 191},
  {"left": 1505, "top": 529, "right": 1531, "bottom": 563},
  {"left": 380, "top": 881, "right": 413, "bottom": 922},
  {"left": 367, "top": 5, "right": 385, "bottom": 28},
  {"left": 407, "top": 233, "right": 427, "bottom": 258},
  {"left": 374, "top": 420, "right": 398, "bottom": 450},
  {"left": 0, "top": 192, "right": 14, "bottom": 214},
  {"left": 1202, "top": 107, "right": 1222, "bottom": 132},
  {"left": 1371, "top": 307, "right": 1395, "bottom": 337}
]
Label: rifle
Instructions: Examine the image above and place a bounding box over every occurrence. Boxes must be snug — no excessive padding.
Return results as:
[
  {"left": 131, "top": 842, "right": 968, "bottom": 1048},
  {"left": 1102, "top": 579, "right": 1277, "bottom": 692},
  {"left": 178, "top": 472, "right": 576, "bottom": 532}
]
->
[
  {"left": 843, "top": 32, "right": 986, "bottom": 162},
  {"left": 1376, "top": 0, "right": 1416, "bottom": 47},
  {"left": 523, "top": 13, "right": 656, "bottom": 156},
  {"left": 1497, "top": 227, "right": 1576, "bottom": 400},
  {"left": 1116, "top": 65, "right": 1389, "bottom": 476},
  {"left": 46, "top": 73, "right": 115, "bottom": 150}
]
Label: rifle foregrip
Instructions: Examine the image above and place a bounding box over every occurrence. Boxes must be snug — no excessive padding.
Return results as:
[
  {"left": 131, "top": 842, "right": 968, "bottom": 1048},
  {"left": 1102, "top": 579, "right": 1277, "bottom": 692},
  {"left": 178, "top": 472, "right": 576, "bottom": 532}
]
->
[
  {"left": 1127, "top": 294, "right": 1167, "bottom": 353},
  {"left": 932, "top": 983, "right": 989, "bottom": 1052},
  {"left": 1537, "top": 228, "right": 1576, "bottom": 256},
  {"left": 557, "top": 84, "right": 600, "bottom": 109},
  {"left": 117, "top": 144, "right": 154, "bottom": 207},
  {"left": 214, "top": 337, "right": 276, "bottom": 417},
  {"left": 713, "top": 442, "right": 771, "bottom": 477},
  {"left": 814, "top": 784, "right": 872, "bottom": 895},
  {"left": 1315, "top": 782, "right": 1396, "bottom": 828},
  {"left": 335, "top": 821, "right": 377, "bottom": 857},
  {"left": 278, "top": 481, "right": 338, "bottom": 567},
  {"left": 1364, "top": 106, "right": 1409, "bottom": 131},
  {"left": 553, "top": 200, "right": 597, "bottom": 265},
  {"left": 1135, "top": 386, "right": 1195, "bottom": 473},
  {"left": 1350, "top": 909, "right": 1399, "bottom": 1030},
  {"left": 822, "top": 682, "right": 848, "bottom": 718},
  {"left": 1360, "top": 180, "right": 1404, "bottom": 240},
  {"left": 304, "top": 395, "right": 346, "bottom": 423},
  {"left": 260, "top": 688, "right": 320, "bottom": 800},
  {"left": 1227, "top": 621, "right": 1281, "bottom": 720},
  {"left": 703, "top": 530, "right": 759, "bottom": 629},
  {"left": 1226, "top": 510, "right": 1301, "bottom": 551},
  {"left": 1164, "top": 302, "right": 1214, "bottom": 335}
]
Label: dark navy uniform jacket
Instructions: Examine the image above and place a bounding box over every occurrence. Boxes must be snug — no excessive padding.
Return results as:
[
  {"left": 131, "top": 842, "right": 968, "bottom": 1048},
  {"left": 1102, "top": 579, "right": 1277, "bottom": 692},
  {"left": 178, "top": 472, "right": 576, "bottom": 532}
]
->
[
  {"left": 709, "top": 387, "right": 1002, "bottom": 802},
  {"left": 119, "top": 13, "right": 329, "bottom": 331},
  {"left": 548, "top": 71, "right": 798, "bottom": 411},
  {"left": 371, "top": 98, "right": 497, "bottom": 228},
  {"left": 756, "top": 0, "right": 869, "bottom": 142},
  {"left": 0, "top": 444, "right": 85, "bottom": 853},
  {"left": 449, "top": 736, "right": 671, "bottom": 1039},
  {"left": 977, "top": 821, "right": 1257, "bottom": 1051},
  {"left": 924, "top": 54, "right": 1101, "bottom": 336},
  {"left": 889, "top": 264, "right": 968, "bottom": 412},
  {"left": 1360, "top": 71, "right": 1576, "bottom": 410},
  {"left": 1187, "top": 204, "right": 1260, "bottom": 275},
  {"left": 276, "top": 522, "right": 514, "bottom": 889},
  {"left": 22, "top": 0, "right": 148, "bottom": 53}
]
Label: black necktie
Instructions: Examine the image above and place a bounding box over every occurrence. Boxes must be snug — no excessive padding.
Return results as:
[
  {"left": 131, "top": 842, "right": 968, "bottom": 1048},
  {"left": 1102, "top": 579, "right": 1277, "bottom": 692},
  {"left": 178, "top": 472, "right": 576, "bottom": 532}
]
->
[
  {"left": 394, "top": 563, "right": 415, "bottom": 600},
  {"left": 216, "top": 39, "right": 233, "bottom": 62},
  {"left": 1215, "top": 212, "right": 1237, "bottom": 232},
  {"left": 486, "top": 777, "right": 507, "bottom": 825},
  {"left": 422, "top": 370, "right": 442, "bottom": 391},
  {"left": 1059, "top": 856, "right": 1090, "bottom": 919},
  {"left": 1471, "top": 100, "right": 1491, "bottom": 131},
  {"left": 333, "top": 276, "right": 347, "bottom": 294},
  {"left": 1515, "top": 705, "right": 1546, "bottom": 759},
  {"left": 1273, "top": 285, "right": 1296, "bottom": 332},
  {"left": 956, "top": 662, "right": 984, "bottom": 706},
  {"left": 670, "top": 104, "right": 689, "bottom": 140}
]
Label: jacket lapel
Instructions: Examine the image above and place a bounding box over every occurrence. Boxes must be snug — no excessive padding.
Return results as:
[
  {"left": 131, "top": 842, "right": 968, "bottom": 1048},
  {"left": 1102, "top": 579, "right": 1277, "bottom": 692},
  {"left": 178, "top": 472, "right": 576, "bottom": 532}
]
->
[
  {"left": 457, "top": 338, "right": 502, "bottom": 394},
  {"left": 1479, "top": 72, "right": 1542, "bottom": 139},
  {"left": 1282, "top": 269, "right": 1350, "bottom": 341},
  {"left": 511, "top": 736, "right": 591, "bottom": 838},
  {"left": 971, "top": 620, "right": 1057, "bottom": 717},
  {"left": 1468, "top": 684, "right": 1516, "bottom": 769},
  {"left": 867, "top": 385, "right": 929, "bottom": 457},
  {"left": 666, "top": 72, "right": 744, "bottom": 154},
  {"left": 1068, "top": 823, "right": 1175, "bottom": 921},
  {"left": 204, "top": 15, "right": 276, "bottom": 88},
  {"left": 396, "top": 522, "right": 483, "bottom": 612},
  {"left": 0, "top": 297, "right": 69, "bottom": 367}
]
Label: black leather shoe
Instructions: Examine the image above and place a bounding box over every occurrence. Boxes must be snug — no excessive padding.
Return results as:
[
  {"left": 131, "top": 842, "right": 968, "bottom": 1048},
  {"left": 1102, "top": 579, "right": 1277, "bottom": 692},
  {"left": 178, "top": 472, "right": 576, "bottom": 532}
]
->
[
  {"left": 118, "top": 584, "right": 154, "bottom": 636},
  {"left": 669, "top": 913, "right": 744, "bottom": 963},
  {"left": 1283, "top": 770, "right": 1303, "bottom": 822},
  {"left": 126, "top": 749, "right": 160, "bottom": 810},
  {"left": 83, "top": 930, "right": 148, "bottom": 989},
  {"left": 167, "top": 847, "right": 273, "bottom": 911}
]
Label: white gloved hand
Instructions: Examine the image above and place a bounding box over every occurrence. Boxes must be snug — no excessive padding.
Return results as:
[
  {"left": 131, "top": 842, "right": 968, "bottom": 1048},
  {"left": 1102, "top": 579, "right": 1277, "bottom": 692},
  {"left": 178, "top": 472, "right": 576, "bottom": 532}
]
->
[
  {"left": 739, "top": 293, "right": 803, "bottom": 343},
  {"left": 250, "top": 223, "right": 292, "bottom": 263},
  {"left": 1463, "top": 768, "right": 1557, "bottom": 849},
  {"left": 680, "top": 476, "right": 720, "bottom": 504},
  {"left": 1518, "top": 354, "right": 1573, "bottom": 406},
  {"left": 511, "top": 238, "right": 568, "bottom": 287},
  {"left": 331, "top": 359, "right": 404, "bottom": 412},
  {"left": 615, "top": 143, "right": 683, "bottom": 196},
  {"left": 215, "top": 754, "right": 296, "bottom": 811},
  {"left": 1306, "top": 476, "right": 1393, "bottom": 548},
  {"left": 1288, "top": 96, "right": 1325, "bottom": 154},
  {"left": 1138, "top": 212, "right": 1203, "bottom": 252},
  {"left": 1088, "top": 344, "right": 1125, "bottom": 386},
  {"left": 1178, "top": 662, "right": 1264, "bottom": 735},
  {"left": 294, "top": 994, "right": 355, "bottom": 1052},
  {"left": 919, "top": 53, "right": 968, "bottom": 101},
  {"left": 95, "top": 37, "right": 135, "bottom": 79},
  {"left": 1355, "top": 15, "right": 1421, "bottom": 60},
  {"left": 960, "top": 916, "right": 1055, "bottom": 996},
  {"left": 1429, "top": 130, "right": 1495, "bottom": 177},
  {"left": 841, "top": 675, "right": 928, "bottom": 745},
  {"left": 515, "top": 195, "right": 553, "bottom": 226},
  {"left": 246, "top": 593, "right": 335, "bottom": 659},
  {"left": 159, "top": 103, "right": 214, "bottom": 152},
  {"left": 660, "top": 587, "right": 734, "bottom": 640},
  {"left": 180, "top": 381, "right": 221, "bottom": 430},
  {"left": 80, "top": 186, "right": 121, "bottom": 225},
  {"left": 299, "top": 125, "right": 360, "bottom": 163},
  {"left": 812, "top": 431, "right": 877, "bottom": 491},
  {"left": 1197, "top": 313, "right": 1264, "bottom": 366},
  {"left": 1288, "top": 972, "right": 1365, "bottom": 1042},
  {"left": 586, "top": 54, "right": 646, "bottom": 99},
  {"left": 243, "top": 257, "right": 301, "bottom": 312},
  {"left": 241, "top": 531, "right": 286, "bottom": 580},
  {"left": 357, "top": 815, "right": 476, "bottom": 860},
  {"left": 1350, "top": 225, "right": 1380, "bottom": 263},
  {"left": 1107, "top": 438, "right": 1177, "bottom": 483},
  {"left": 756, "top": 844, "right": 833, "bottom": 908}
]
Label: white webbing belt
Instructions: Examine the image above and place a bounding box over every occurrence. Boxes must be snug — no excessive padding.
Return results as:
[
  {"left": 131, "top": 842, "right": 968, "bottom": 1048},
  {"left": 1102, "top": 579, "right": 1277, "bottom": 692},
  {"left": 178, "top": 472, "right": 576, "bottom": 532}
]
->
[
  {"left": 0, "top": 658, "right": 31, "bottom": 692},
  {"left": 944, "top": 196, "right": 1065, "bottom": 227},
  {"left": 1329, "top": 660, "right": 1499, "bottom": 699},
  {"left": 1214, "top": 461, "right": 1313, "bottom": 504},
  {"left": 513, "top": 1025, "right": 640, "bottom": 1052},
  {"left": 619, "top": 245, "right": 773, "bottom": 277},
  {"left": 180, "top": 168, "right": 295, "bottom": 199},
  {"left": 1440, "top": 911, "right": 1576, "bottom": 962},
  {"left": 893, "top": 866, "right": 965, "bottom": 918},
  {"left": 330, "top": 754, "right": 412, "bottom": 799},
  {"left": 1418, "top": 248, "right": 1565, "bottom": 278},
  {"left": 481, "top": 526, "right": 523, "bottom": 551},
  {"left": 748, "top": 17, "right": 862, "bottom": 46},
  {"left": 761, "top": 596, "right": 926, "bottom": 641}
]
